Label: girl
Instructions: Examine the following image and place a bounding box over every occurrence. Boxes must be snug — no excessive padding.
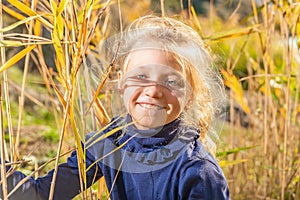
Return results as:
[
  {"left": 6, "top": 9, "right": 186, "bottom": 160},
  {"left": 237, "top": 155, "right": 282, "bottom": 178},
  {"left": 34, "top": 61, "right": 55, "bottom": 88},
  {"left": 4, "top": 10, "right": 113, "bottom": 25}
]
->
[{"left": 1, "top": 16, "right": 230, "bottom": 199}]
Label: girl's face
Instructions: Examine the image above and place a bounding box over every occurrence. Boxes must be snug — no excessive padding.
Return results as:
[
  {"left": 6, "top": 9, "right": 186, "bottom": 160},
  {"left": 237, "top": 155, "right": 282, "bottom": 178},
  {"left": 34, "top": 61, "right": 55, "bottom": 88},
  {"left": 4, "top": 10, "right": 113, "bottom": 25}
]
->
[{"left": 118, "top": 49, "right": 191, "bottom": 130}]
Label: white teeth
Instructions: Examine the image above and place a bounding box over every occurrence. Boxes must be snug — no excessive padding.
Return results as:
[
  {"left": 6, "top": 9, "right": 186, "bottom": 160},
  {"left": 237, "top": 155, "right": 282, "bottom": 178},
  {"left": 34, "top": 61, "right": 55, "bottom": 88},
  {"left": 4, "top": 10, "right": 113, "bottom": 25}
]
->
[{"left": 139, "top": 103, "right": 164, "bottom": 110}]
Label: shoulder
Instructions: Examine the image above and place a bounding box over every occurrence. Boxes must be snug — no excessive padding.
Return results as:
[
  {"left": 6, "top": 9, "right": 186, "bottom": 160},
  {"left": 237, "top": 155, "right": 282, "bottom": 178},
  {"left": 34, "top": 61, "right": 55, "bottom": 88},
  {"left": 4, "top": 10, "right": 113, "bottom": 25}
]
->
[
  {"left": 183, "top": 137, "right": 226, "bottom": 178},
  {"left": 178, "top": 124, "right": 220, "bottom": 170},
  {"left": 177, "top": 140, "right": 230, "bottom": 199},
  {"left": 182, "top": 139, "right": 223, "bottom": 176}
]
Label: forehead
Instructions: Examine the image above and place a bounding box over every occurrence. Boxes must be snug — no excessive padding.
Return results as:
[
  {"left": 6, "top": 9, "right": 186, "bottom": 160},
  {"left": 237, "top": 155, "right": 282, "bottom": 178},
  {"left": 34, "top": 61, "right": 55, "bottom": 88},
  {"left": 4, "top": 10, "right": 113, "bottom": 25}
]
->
[
  {"left": 124, "top": 65, "right": 184, "bottom": 80},
  {"left": 125, "top": 49, "right": 182, "bottom": 72}
]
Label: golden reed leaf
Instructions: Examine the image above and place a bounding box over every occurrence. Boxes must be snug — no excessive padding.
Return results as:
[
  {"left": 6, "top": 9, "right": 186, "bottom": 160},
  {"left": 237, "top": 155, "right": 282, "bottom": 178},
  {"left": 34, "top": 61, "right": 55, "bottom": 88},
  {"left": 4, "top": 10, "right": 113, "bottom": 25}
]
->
[
  {"left": 0, "top": 45, "right": 36, "bottom": 73},
  {"left": 7, "top": 0, "right": 54, "bottom": 29}
]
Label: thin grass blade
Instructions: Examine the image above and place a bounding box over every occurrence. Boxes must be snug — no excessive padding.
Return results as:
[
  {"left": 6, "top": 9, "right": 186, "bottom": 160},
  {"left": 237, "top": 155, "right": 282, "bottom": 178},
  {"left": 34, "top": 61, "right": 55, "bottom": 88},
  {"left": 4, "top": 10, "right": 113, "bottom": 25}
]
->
[
  {"left": 2, "top": 5, "right": 26, "bottom": 21},
  {"left": 204, "top": 24, "right": 262, "bottom": 42},
  {"left": 0, "top": 40, "right": 22, "bottom": 47},
  {"left": 0, "top": 44, "right": 36, "bottom": 73},
  {"left": 0, "top": 15, "right": 45, "bottom": 33},
  {"left": 7, "top": 0, "right": 53, "bottom": 29}
]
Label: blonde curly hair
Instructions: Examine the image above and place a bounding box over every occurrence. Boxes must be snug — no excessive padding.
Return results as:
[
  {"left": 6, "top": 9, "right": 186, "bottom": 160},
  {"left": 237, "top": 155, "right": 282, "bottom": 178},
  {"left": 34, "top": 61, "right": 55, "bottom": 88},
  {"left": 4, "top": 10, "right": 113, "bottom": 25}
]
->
[{"left": 102, "top": 15, "right": 226, "bottom": 154}]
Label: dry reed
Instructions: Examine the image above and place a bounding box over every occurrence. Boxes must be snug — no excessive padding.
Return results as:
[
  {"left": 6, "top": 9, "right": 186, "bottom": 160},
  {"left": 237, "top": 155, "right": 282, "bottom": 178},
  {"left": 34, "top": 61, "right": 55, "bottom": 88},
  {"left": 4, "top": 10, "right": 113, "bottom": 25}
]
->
[{"left": 0, "top": 0, "right": 299, "bottom": 199}]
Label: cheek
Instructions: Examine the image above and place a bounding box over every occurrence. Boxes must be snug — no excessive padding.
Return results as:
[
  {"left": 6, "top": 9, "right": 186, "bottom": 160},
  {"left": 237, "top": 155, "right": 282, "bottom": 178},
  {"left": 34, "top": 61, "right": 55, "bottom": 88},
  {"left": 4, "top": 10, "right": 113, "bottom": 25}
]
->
[
  {"left": 122, "top": 87, "right": 139, "bottom": 110},
  {"left": 171, "top": 98, "right": 182, "bottom": 115},
  {"left": 168, "top": 92, "right": 185, "bottom": 111}
]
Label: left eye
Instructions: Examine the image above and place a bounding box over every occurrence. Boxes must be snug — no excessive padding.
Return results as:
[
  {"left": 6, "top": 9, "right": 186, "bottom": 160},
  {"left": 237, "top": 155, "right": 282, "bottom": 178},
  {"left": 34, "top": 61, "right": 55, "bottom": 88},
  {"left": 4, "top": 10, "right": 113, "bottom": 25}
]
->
[
  {"left": 166, "top": 79, "right": 184, "bottom": 88},
  {"left": 166, "top": 80, "right": 177, "bottom": 85}
]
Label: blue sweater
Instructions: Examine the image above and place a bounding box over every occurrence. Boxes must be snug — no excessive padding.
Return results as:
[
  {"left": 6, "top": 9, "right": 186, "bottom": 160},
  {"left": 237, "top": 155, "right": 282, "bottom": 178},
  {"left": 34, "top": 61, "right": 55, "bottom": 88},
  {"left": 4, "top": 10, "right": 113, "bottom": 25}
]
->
[{"left": 2, "top": 116, "right": 230, "bottom": 200}]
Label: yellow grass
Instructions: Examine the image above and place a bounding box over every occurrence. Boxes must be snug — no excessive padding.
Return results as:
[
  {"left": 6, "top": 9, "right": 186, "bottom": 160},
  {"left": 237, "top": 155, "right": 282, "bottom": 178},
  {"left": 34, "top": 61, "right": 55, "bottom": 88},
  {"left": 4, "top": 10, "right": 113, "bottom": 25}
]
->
[{"left": 0, "top": 0, "right": 299, "bottom": 199}]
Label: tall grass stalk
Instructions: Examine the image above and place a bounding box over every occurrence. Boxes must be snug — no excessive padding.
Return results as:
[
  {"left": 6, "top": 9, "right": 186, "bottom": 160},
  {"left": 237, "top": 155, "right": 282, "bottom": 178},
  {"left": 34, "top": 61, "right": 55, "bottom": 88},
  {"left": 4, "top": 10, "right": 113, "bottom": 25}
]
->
[
  {"left": 262, "top": 2, "right": 272, "bottom": 196},
  {"left": 0, "top": 0, "right": 300, "bottom": 199},
  {"left": 160, "top": 0, "right": 165, "bottom": 17},
  {"left": 48, "top": 92, "right": 72, "bottom": 200},
  {"left": 16, "top": 0, "right": 37, "bottom": 160},
  {"left": 281, "top": 10, "right": 291, "bottom": 200},
  {"left": 0, "top": 0, "right": 8, "bottom": 199},
  {"left": 0, "top": 90, "right": 7, "bottom": 200}
]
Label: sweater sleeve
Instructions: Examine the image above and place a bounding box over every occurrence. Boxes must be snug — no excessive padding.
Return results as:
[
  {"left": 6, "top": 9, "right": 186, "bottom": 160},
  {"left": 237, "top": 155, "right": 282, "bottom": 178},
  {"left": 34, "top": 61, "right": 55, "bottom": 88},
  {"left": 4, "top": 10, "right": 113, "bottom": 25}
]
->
[
  {"left": 0, "top": 149, "right": 103, "bottom": 200},
  {"left": 178, "top": 159, "right": 230, "bottom": 200}
]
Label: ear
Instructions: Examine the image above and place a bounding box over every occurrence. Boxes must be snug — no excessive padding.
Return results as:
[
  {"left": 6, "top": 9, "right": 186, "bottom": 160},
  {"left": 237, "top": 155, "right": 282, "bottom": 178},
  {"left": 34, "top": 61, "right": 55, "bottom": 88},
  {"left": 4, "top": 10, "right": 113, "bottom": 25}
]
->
[
  {"left": 117, "top": 70, "right": 123, "bottom": 80},
  {"left": 117, "top": 71, "right": 124, "bottom": 95},
  {"left": 184, "top": 94, "right": 194, "bottom": 110}
]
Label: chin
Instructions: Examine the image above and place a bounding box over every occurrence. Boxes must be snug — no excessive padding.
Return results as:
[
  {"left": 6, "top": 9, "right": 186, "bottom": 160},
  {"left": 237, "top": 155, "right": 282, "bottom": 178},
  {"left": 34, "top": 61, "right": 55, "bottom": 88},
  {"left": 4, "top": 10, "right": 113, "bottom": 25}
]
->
[{"left": 134, "top": 117, "right": 166, "bottom": 130}]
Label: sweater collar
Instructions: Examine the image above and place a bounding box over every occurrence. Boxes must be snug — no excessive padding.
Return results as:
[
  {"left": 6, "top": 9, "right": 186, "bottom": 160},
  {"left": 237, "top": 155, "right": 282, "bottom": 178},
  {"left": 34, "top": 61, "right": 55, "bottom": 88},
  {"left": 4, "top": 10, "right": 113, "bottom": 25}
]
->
[{"left": 113, "top": 114, "right": 199, "bottom": 151}]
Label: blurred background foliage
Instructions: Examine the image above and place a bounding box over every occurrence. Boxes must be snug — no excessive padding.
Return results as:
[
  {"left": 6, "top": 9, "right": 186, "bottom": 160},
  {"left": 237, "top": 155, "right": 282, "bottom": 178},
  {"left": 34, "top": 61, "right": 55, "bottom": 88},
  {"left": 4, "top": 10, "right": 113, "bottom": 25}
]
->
[{"left": 0, "top": 0, "right": 299, "bottom": 199}]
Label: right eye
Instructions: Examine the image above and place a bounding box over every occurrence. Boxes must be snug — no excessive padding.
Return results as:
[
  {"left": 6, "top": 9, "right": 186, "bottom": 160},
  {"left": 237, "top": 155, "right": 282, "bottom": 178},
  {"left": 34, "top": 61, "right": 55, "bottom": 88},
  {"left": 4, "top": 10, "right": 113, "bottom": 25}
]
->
[{"left": 136, "top": 74, "right": 147, "bottom": 79}]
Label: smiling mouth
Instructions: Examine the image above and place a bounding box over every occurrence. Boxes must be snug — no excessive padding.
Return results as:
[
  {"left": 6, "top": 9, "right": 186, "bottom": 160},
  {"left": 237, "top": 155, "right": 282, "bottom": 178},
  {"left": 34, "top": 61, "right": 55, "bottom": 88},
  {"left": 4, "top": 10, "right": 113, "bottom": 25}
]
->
[{"left": 137, "top": 103, "right": 166, "bottom": 110}]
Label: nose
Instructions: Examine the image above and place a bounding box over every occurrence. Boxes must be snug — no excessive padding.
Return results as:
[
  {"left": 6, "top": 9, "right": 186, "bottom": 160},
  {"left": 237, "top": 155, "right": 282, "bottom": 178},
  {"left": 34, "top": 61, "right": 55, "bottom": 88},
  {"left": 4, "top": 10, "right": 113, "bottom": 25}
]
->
[{"left": 144, "top": 84, "right": 164, "bottom": 98}]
